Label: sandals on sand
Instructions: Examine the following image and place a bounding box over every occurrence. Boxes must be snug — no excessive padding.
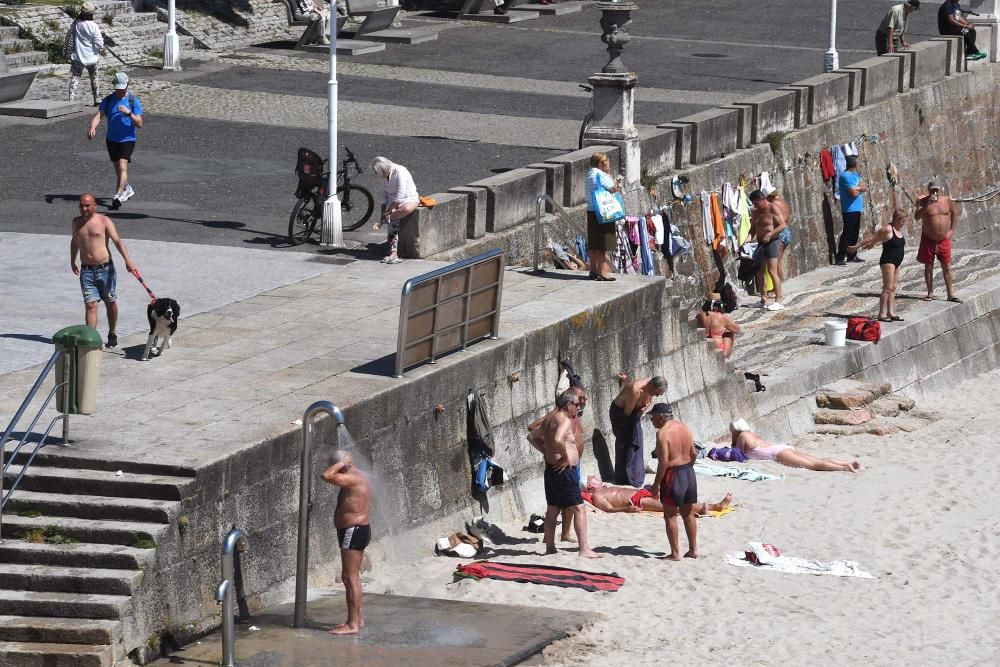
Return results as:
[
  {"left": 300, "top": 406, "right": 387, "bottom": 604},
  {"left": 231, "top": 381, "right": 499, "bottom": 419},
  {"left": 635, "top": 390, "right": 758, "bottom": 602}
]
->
[{"left": 947, "top": 296, "right": 963, "bottom": 303}]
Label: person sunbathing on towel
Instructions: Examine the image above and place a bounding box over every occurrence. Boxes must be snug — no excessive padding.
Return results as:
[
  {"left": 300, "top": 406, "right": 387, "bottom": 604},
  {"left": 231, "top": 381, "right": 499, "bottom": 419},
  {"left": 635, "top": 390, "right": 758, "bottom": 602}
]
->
[
  {"left": 729, "top": 419, "right": 863, "bottom": 473},
  {"left": 584, "top": 476, "right": 732, "bottom": 515}
]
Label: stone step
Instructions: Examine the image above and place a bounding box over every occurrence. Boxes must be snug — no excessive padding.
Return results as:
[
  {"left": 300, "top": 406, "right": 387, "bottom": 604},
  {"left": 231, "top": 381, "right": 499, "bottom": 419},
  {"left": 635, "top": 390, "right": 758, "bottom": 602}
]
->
[
  {"left": 113, "top": 11, "right": 162, "bottom": 27},
  {"left": 0, "top": 641, "right": 112, "bottom": 667},
  {"left": 6, "top": 490, "right": 174, "bottom": 524},
  {"left": 813, "top": 407, "right": 875, "bottom": 426},
  {"left": 0, "top": 514, "right": 166, "bottom": 548},
  {"left": 1, "top": 39, "right": 35, "bottom": 52},
  {"left": 871, "top": 394, "right": 917, "bottom": 417},
  {"left": 0, "top": 590, "right": 129, "bottom": 620},
  {"left": 0, "top": 564, "right": 143, "bottom": 596},
  {"left": 814, "top": 380, "right": 892, "bottom": 409},
  {"left": 2, "top": 52, "right": 49, "bottom": 68},
  {"left": 0, "top": 542, "right": 153, "bottom": 570},
  {"left": 3, "top": 445, "right": 197, "bottom": 477},
  {"left": 0, "top": 26, "right": 19, "bottom": 39},
  {"left": 90, "top": 1, "right": 135, "bottom": 17},
  {"left": 0, "top": 616, "right": 121, "bottom": 645},
  {"left": 2, "top": 464, "right": 193, "bottom": 500}
]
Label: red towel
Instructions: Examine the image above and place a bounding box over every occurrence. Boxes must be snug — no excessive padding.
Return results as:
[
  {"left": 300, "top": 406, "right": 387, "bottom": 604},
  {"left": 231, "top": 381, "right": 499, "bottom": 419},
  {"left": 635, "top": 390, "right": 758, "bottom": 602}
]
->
[
  {"left": 820, "top": 149, "right": 835, "bottom": 181},
  {"left": 456, "top": 561, "right": 624, "bottom": 592}
]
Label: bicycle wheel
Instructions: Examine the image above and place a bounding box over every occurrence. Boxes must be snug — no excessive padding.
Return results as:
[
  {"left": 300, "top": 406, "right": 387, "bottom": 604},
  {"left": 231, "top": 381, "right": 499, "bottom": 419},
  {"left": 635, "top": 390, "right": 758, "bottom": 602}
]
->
[
  {"left": 288, "top": 196, "right": 319, "bottom": 245},
  {"left": 337, "top": 183, "right": 375, "bottom": 231},
  {"left": 578, "top": 113, "right": 593, "bottom": 150}
]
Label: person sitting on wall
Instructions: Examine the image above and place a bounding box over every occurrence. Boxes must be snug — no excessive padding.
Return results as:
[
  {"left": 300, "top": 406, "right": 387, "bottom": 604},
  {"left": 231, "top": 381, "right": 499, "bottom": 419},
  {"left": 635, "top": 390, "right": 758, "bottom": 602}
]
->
[
  {"left": 876, "top": 1, "right": 920, "bottom": 56},
  {"left": 695, "top": 293, "right": 741, "bottom": 359},
  {"left": 938, "top": 0, "right": 987, "bottom": 60}
]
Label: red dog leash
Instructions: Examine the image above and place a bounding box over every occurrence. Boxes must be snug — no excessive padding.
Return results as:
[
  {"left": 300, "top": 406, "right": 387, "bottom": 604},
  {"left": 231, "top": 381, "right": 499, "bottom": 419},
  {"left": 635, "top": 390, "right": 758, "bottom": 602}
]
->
[{"left": 129, "top": 268, "right": 157, "bottom": 303}]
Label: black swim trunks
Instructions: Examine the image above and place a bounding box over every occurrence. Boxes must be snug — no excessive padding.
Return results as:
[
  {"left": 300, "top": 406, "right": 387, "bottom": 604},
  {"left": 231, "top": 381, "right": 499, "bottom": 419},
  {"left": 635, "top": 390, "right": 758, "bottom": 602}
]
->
[
  {"left": 544, "top": 466, "right": 583, "bottom": 509},
  {"left": 336, "top": 524, "right": 371, "bottom": 551},
  {"left": 659, "top": 462, "right": 698, "bottom": 508}
]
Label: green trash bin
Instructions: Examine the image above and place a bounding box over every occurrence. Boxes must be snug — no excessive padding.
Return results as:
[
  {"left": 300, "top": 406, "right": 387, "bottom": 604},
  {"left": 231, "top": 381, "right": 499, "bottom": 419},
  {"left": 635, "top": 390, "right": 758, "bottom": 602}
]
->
[{"left": 53, "top": 325, "right": 103, "bottom": 415}]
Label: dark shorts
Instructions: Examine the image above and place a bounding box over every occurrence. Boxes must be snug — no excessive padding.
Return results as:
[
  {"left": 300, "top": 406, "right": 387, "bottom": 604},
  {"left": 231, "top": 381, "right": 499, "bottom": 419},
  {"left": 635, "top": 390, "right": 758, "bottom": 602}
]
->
[
  {"left": 336, "top": 524, "right": 371, "bottom": 551},
  {"left": 544, "top": 466, "right": 583, "bottom": 509},
  {"left": 759, "top": 239, "right": 781, "bottom": 260},
  {"left": 659, "top": 462, "right": 698, "bottom": 508},
  {"left": 106, "top": 140, "right": 135, "bottom": 162},
  {"left": 586, "top": 210, "right": 616, "bottom": 252}
]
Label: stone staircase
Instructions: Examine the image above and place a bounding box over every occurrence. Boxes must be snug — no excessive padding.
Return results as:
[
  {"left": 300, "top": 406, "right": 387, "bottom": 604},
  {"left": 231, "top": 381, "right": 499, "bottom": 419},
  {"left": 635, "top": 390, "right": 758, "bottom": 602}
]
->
[
  {"left": 0, "top": 446, "right": 194, "bottom": 667},
  {"left": 91, "top": 0, "right": 195, "bottom": 64},
  {"left": 0, "top": 25, "right": 47, "bottom": 69}
]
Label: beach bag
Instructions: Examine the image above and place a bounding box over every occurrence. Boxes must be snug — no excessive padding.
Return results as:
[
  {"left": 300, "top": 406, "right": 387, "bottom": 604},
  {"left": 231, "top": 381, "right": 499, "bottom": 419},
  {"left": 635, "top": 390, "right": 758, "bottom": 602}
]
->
[
  {"left": 62, "top": 20, "right": 78, "bottom": 61},
  {"left": 592, "top": 188, "right": 626, "bottom": 225},
  {"left": 846, "top": 317, "right": 880, "bottom": 344}
]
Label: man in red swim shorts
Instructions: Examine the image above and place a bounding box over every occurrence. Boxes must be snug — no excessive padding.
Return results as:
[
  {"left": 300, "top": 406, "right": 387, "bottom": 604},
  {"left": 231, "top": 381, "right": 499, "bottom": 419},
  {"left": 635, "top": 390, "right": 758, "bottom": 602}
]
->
[
  {"left": 648, "top": 403, "right": 699, "bottom": 560},
  {"left": 915, "top": 180, "right": 961, "bottom": 303}
]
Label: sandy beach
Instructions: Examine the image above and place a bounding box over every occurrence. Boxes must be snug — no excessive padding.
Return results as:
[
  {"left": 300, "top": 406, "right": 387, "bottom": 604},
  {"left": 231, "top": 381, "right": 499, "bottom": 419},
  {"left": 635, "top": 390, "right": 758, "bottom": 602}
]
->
[{"left": 367, "top": 369, "right": 1000, "bottom": 665}]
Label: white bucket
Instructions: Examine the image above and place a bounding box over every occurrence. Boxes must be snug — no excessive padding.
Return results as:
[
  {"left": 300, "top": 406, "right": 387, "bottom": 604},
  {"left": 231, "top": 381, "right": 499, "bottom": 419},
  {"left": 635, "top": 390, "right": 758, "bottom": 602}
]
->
[{"left": 824, "top": 320, "right": 848, "bottom": 347}]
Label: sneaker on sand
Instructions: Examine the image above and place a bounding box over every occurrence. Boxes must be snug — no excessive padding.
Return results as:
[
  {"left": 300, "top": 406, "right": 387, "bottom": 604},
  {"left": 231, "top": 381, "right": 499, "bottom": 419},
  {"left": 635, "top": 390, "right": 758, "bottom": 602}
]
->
[
  {"left": 106, "top": 333, "right": 118, "bottom": 348},
  {"left": 765, "top": 302, "right": 785, "bottom": 311}
]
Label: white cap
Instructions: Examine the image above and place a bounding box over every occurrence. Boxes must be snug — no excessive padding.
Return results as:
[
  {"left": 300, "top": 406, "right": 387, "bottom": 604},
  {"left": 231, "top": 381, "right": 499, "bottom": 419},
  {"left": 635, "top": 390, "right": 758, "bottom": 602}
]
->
[
  {"left": 761, "top": 184, "right": 776, "bottom": 198},
  {"left": 112, "top": 72, "right": 129, "bottom": 90}
]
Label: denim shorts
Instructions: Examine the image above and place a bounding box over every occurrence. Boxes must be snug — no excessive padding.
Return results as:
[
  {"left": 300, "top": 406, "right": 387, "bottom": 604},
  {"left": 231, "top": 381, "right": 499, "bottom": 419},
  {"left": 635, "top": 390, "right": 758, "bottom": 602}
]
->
[{"left": 80, "top": 262, "right": 117, "bottom": 304}]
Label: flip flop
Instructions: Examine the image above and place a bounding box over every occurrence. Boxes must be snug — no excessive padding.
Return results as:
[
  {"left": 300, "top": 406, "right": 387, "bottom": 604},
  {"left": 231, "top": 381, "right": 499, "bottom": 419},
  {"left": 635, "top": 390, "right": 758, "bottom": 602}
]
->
[
  {"left": 922, "top": 295, "right": 934, "bottom": 301},
  {"left": 947, "top": 296, "right": 963, "bottom": 303},
  {"left": 878, "top": 317, "right": 893, "bottom": 323},
  {"left": 890, "top": 315, "right": 904, "bottom": 322}
]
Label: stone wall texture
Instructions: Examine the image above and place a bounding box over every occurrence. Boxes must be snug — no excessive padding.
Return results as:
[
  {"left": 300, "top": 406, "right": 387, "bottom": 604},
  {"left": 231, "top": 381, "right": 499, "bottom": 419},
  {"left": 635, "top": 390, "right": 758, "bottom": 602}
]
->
[{"left": 143, "top": 0, "right": 300, "bottom": 50}]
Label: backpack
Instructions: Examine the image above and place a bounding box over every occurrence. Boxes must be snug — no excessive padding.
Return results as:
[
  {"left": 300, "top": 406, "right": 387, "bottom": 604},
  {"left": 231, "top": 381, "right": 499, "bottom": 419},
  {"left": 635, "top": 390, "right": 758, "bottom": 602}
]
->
[
  {"left": 714, "top": 275, "right": 739, "bottom": 313},
  {"left": 62, "top": 19, "right": 78, "bottom": 61},
  {"left": 846, "top": 317, "right": 881, "bottom": 344}
]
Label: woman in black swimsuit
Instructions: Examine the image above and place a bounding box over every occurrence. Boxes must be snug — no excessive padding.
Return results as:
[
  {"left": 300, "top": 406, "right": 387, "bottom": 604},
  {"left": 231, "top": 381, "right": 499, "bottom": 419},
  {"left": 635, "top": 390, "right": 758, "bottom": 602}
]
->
[{"left": 849, "top": 208, "right": 908, "bottom": 322}]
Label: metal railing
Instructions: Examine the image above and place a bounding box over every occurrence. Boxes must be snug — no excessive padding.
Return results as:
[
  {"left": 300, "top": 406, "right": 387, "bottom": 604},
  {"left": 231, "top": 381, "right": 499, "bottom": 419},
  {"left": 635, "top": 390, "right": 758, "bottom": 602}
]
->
[
  {"left": 293, "top": 400, "right": 344, "bottom": 629},
  {"left": 215, "top": 527, "right": 249, "bottom": 667},
  {"left": 531, "top": 194, "right": 588, "bottom": 273},
  {"left": 394, "top": 249, "right": 504, "bottom": 378},
  {"left": 1, "top": 350, "right": 71, "bottom": 539}
]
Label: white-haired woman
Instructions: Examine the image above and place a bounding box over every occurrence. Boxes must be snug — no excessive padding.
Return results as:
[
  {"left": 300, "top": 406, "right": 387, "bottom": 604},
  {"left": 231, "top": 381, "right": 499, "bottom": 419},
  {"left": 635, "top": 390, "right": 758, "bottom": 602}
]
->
[
  {"left": 729, "top": 419, "right": 863, "bottom": 472},
  {"left": 371, "top": 156, "right": 419, "bottom": 264}
]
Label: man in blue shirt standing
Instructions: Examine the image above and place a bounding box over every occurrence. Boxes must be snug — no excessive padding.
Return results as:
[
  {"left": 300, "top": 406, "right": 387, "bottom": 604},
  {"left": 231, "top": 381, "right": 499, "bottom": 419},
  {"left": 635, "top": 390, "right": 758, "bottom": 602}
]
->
[
  {"left": 835, "top": 155, "right": 867, "bottom": 265},
  {"left": 87, "top": 72, "right": 144, "bottom": 210}
]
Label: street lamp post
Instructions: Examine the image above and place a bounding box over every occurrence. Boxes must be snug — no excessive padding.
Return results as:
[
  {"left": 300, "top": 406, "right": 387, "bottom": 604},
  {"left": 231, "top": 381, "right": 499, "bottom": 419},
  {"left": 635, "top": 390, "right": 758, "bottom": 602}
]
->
[
  {"left": 162, "top": 0, "right": 181, "bottom": 71},
  {"left": 824, "top": 0, "right": 839, "bottom": 72},
  {"left": 320, "top": 15, "right": 343, "bottom": 247}
]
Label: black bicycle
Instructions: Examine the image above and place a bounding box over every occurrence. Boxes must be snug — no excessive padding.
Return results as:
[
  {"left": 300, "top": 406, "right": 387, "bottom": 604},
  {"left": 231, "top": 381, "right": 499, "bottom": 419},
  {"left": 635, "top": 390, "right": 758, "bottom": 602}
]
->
[
  {"left": 288, "top": 146, "right": 375, "bottom": 245},
  {"left": 578, "top": 82, "right": 593, "bottom": 149}
]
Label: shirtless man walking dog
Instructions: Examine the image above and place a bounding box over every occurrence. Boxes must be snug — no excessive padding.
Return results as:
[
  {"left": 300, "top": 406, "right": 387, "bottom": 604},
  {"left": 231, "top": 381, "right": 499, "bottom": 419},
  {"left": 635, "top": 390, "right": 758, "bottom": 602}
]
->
[
  {"left": 321, "top": 450, "right": 372, "bottom": 635},
  {"left": 529, "top": 390, "right": 601, "bottom": 558},
  {"left": 914, "top": 180, "right": 962, "bottom": 303},
  {"left": 649, "top": 402, "right": 699, "bottom": 560},
  {"left": 70, "top": 192, "right": 136, "bottom": 348}
]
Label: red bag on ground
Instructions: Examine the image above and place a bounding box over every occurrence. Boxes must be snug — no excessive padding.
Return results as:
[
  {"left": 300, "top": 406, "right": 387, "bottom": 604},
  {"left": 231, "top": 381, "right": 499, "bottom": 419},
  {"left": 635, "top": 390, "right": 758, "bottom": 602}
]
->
[{"left": 846, "top": 317, "right": 881, "bottom": 344}]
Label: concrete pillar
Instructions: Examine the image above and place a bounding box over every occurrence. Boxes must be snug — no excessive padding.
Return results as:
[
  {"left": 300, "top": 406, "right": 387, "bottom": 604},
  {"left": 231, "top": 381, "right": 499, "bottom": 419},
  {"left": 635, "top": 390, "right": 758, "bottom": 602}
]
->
[
  {"left": 968, "top": 0, "right": 1000, "bottom": 62},
  {"left": 583, "top": 73, "right": 640, "bottom": 188}
]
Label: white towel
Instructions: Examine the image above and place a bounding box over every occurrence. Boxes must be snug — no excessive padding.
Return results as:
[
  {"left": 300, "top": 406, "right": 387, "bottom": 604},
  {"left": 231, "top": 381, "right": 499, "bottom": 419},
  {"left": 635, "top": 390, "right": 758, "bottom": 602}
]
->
[{"left": 725, "top": 553, "right": 876, "bottom": 579}]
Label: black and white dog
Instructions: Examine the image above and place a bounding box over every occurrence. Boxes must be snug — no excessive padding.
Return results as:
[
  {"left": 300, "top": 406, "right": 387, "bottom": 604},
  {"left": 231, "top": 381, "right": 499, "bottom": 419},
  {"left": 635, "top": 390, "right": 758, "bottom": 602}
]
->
[{"left": 142, "top": 298, "right": 180, "bottom": 361}]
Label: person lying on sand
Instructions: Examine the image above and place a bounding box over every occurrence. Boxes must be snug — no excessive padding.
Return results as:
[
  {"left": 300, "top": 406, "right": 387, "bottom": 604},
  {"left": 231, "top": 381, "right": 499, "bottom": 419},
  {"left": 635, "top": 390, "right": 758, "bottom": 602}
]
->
[
  {"left": 584, "top": 476, "right": 732, "bottom": 516},
  {"left": 729, "top": 419, "right": 863, "bottom": 473}
]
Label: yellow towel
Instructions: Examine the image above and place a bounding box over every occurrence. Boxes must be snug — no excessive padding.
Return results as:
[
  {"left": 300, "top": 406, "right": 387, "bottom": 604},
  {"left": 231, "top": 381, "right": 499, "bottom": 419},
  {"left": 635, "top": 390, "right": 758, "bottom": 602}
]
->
[{"left": 706, "top": 506, "right": 737, "bottom": 518}]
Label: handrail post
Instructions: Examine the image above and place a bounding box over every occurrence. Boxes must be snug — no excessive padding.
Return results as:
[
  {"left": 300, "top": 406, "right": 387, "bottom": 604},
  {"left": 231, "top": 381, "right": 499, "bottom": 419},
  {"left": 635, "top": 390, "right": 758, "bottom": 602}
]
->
[
  {"left": 217, "top": 527, "right": 248, "bottom": 667},
  {"left": 532, "top": 194, "right": 548, "bottom": 273},
  {"left": 214, "top": 579, "right": 235, "bottom": 667},
  {"left": 293, "top": 400, "right": 345, "bottom": 629},
  {"left": 61, "top": 350, "right": 71, "bottom": 445},
  {"left": 1, "top": 349, "right": 63, "bottom": 543}
]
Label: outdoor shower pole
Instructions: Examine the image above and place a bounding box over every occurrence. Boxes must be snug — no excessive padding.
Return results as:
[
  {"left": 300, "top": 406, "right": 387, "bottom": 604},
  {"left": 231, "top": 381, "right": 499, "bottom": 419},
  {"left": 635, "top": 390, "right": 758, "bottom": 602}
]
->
[
  {"left": 293, "top": 400, "right": 345, "bottom": 628},
  {"left": 216, "top": 528, "right": 247, "bottom": 667}
]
